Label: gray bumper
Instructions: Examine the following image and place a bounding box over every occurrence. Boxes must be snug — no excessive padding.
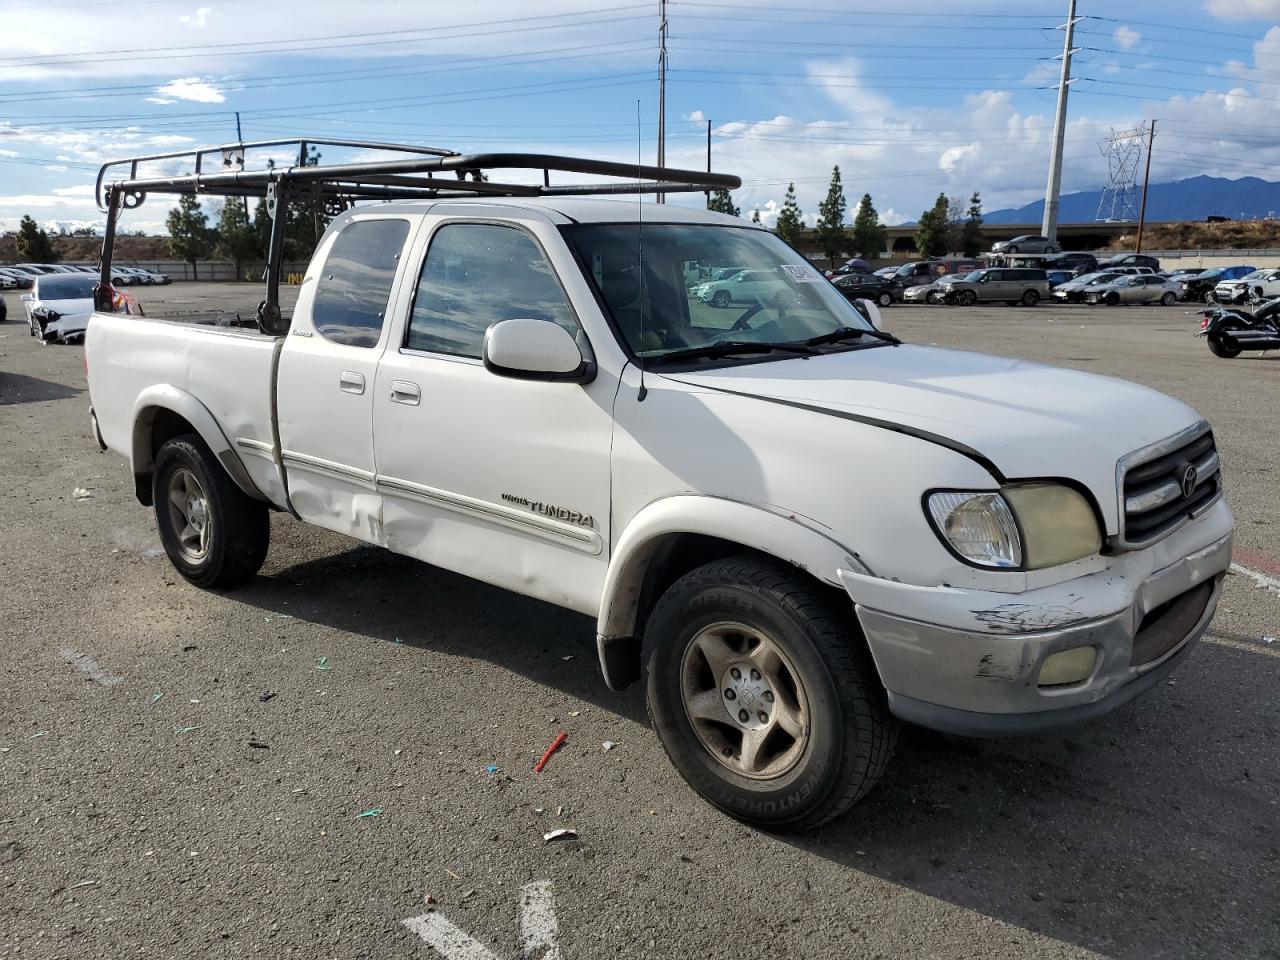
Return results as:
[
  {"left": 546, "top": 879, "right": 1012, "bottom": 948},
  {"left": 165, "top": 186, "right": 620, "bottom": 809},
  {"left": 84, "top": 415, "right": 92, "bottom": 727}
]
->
[{"left": 841, "top": 513, "right": 1233, "bottom": 737}]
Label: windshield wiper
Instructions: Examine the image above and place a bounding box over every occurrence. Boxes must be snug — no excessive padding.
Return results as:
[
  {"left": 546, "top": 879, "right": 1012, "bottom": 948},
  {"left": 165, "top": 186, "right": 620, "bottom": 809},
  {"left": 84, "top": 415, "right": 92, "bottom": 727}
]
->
[
  {"left": 805, "top": 326, "right": 901, "bottom": 347},
  {"left": 649, "top": 340, "right": 819, "bottom": 364}
]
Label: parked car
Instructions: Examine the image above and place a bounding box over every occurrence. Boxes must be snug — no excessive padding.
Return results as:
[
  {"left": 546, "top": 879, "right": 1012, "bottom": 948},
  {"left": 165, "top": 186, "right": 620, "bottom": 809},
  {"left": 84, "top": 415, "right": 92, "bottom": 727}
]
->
[
  {"left": 1046, "top": 270, "right": 1074, "bottom": 289},
  {"left": 990, "top": 235, "right": 1060, "bottom": 255},
  {"left": 1044, "top": 252, "right": 1098, "bottom": 275},
  {"left": 22, "top": 272, "right": 98, "bottom": 342},
  {"left": 831, "top": 271, "right": 900, "bottom": 307},
  {"left": 825, "top": 258, "right": 871, "bottom": 279},
  {"left": 891, "top": 258, "right": 981, "bottom": 290},
  {"left": 0, "top": 271, "right": 16, "bottom": 290},
  {"left": 87, "top": 143, "right": 1235, "bottom": 832},
  {"left": 0, "top": 267, "right": 36, "bottom": 289},
  {"left": 902, "top": 272, "right": 975, "bottom": 304},
  {"left": 0, "top": 292, "right": 6, "bottom": 323},
  {"left": 1178, "top": 266, "right": 1253, "bottom": 302},
  {"left": 1083, "top": 275, "right": 1181, "bottom": 306},
  {"left": 946, "top": 267, "right": 1052, "bottom": 306},
  {"left": 874, "top": 266, "right": 899, "bottom": 279},
  {"left": 1211, "top": 268, "right": 1280, "bottom": 304},
  {"left": 694, "top": 268, "right": 791, "bottom": 308},
  {"left": 14, "top": 263, "right": 60, "bottom": 275},
  {"left": 1052, "top": 271, "right": 1123, "bottom": 303},
  {"left": 1098, "top": 253, "right": 1161, "bottom": 272}
]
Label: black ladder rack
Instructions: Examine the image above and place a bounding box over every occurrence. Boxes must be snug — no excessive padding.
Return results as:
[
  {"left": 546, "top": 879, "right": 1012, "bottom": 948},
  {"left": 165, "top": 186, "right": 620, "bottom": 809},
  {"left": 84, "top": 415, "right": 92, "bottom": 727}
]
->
[{"left": 94, "top": 137, "right": 742, "bottom": 332}]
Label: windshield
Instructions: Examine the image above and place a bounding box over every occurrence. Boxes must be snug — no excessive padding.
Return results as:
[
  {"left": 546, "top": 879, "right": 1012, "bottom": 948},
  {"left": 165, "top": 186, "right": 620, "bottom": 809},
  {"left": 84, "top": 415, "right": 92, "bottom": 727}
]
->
[
  {"left": 37, "top": 275, "right": 97, "bottom": 299},
  {"left": 1242, "top": 270, "right": 1266, "bottom": 281},
  {"left": 562, "top": 224, "right": 877, "bottom": 362}
]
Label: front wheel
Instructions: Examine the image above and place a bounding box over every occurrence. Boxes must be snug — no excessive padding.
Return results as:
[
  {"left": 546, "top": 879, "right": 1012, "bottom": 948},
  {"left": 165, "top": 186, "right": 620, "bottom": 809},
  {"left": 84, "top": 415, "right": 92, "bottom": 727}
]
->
[
  {"left": 644, "top": 556, "right": 897, "bottom": 831},
  {"left": 1006, "top": 245, "right": 1019, "bottom": 254},
  {"left": 926, "top": 291, "right": 941, "bottom": 304},
  {"left": 1105, "top": 292, "right": 1120, "bottom": 306},
  {"left": 1021, "top": 289, "right": 1040, "bottom": 307},
  {"left": 877, "top": 291, "right": 892, "bottom": 307},
  {"left": 957, "top": 290, "right": 977, "bottom": 306},
  {"left": 1204, "top": 291, "right": 1217, "bottom": 304},
  {"left": 153, "top": 434, "right": 270, "bottom": 589},
  {"left": 711, "top": 290, "right": 731, "bottom": 308}
]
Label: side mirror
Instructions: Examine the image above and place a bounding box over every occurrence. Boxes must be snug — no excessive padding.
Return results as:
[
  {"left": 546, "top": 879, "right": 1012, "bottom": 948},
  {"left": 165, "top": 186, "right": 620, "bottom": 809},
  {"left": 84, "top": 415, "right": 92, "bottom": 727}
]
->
[{"left": 483, "top": 318, "right": 594, "bottom": 384}]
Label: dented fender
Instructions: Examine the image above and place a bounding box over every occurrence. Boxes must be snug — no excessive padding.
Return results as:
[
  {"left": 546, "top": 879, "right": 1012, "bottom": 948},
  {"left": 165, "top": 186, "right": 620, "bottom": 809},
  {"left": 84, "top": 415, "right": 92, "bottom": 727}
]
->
[
  {"left": 131, "top": 384, "right": 266, "bottom": 502},
  {"left": 597, "top": 494, "right": 868, "bottom": 650}
]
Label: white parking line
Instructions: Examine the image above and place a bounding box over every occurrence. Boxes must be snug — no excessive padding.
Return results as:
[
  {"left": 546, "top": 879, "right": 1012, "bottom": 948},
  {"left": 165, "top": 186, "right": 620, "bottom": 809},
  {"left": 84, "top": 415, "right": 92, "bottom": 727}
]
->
[
  {"left": 1231, "top": 562, "right": 1280, "bottom": 596},
  {"left": 519, "top": 881, "right": 561, "bottom": 960},
  {"left": 403, "top": 880, "right": 561, "bottom": 960},
  {"left": 57, "top": 646, "right": 124, "bottom": 686}
]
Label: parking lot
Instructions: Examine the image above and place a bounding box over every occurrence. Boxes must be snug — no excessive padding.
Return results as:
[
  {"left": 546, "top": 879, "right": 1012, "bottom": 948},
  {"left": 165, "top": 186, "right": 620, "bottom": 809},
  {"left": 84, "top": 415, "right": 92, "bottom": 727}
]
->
[{"left": 1, "top": 284, "right": 1278, "bottom": 960}]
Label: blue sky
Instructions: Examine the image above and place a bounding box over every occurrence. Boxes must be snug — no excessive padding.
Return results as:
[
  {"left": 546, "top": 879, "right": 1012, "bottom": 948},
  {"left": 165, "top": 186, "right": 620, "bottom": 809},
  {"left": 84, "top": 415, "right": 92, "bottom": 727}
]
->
[{"left": 2, "top": 0, "right": 1279, "bottom": 233}]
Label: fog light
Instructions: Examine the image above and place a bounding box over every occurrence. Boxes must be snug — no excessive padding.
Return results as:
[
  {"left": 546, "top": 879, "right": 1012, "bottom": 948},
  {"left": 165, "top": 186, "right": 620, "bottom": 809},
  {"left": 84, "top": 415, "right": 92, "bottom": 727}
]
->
[{"left": 1038, "top": 646, "right": 1096, "bottom": 687}]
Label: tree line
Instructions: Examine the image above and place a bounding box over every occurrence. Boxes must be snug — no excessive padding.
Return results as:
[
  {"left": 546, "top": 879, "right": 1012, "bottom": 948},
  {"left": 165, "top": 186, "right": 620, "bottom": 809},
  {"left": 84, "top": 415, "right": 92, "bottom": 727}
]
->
[{"left": 708, "top": 167, "right": 986, "bottom": 264}]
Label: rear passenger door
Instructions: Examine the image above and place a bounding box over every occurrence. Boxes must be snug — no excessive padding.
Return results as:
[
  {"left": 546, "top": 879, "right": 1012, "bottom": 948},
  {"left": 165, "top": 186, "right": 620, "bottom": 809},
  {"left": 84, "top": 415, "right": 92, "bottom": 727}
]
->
[{"left": 276, "top": 215, "right": 415, "bottom": 540}]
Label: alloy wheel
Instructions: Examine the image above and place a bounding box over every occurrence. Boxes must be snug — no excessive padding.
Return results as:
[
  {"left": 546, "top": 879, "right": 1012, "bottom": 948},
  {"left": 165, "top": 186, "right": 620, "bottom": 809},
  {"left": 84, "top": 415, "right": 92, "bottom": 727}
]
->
[
  {"left": 679, "top": 621, "right": 810, "bottom": 780},
  {"left": 166, "top": 467, "right": 212, "bottom": 562}
]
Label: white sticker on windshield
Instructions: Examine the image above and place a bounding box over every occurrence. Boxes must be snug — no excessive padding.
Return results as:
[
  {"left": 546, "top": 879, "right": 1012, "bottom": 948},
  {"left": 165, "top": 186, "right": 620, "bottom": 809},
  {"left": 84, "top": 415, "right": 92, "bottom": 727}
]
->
[{"left": 780, "top": 263, "right": 820, "bottom": 283}]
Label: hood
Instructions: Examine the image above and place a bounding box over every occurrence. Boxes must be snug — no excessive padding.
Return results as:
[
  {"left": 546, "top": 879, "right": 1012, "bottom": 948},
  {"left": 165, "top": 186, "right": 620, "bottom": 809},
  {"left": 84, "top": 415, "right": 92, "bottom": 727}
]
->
[
  {"left": 38, "top": 296, "right": 94, "bottom": 316},
  {"left": 668, "top": 345, "right": 1200, "bottom": 532}
]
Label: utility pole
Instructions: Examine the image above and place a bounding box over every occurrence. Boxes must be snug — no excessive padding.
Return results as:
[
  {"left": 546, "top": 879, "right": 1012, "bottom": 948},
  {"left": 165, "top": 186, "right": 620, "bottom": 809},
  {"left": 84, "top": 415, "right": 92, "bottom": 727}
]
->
[
  {"left": 1041, "top": 0, "right": 1079, "bottom": 243},
  {"left": 1136, "top": 119, "right": 1157, "bottom": 254},
  {"left": 656, "top": 0, "right": 667, "bottom": 202},
  {"left": 704, "top": 119, "right": 711, "bottom": 204}
]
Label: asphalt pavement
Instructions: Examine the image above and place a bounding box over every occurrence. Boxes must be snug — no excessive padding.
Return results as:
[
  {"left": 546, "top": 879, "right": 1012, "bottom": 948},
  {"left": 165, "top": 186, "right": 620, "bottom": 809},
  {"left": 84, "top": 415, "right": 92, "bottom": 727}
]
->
[{"left": 1, "top": 285, "right": 1277, "bottom": 960}]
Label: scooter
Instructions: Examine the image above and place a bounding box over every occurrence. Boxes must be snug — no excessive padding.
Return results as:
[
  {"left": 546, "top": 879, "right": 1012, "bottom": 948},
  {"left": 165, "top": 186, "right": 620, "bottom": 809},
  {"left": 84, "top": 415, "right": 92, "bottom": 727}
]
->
[{"left": 1196, "top": 293, "right": 1280, "bottom": 358}]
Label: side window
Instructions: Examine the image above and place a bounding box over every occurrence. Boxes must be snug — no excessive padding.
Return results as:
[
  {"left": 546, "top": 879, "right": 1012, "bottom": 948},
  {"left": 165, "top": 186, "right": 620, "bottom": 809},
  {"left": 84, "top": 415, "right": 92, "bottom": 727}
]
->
[
  {"left": 407, "top": 223, "right": 577, "bottom": 358},
  {"left": 312, "top": 219, "right": 410, "bottom": 348}
]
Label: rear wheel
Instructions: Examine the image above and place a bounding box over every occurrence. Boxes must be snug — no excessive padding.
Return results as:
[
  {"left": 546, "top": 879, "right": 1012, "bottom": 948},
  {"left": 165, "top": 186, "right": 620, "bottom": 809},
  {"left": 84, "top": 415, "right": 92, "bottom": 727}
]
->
[
  {"left": 711, "top": 290, "right": 731, "bottom": 308},
  {"left": 1204, "top": 291, "right": 1217, "bottom": 304},
  {"left": 958, "top": 290, "right": 977, "bottom": 306},
  {"left": 1006, "top": 245, "right": 1019, "bottom": 254},
  {"left": 1021, "top": 289, "right": 1040, "bottom": 307},
  {"left": 926, "top": 291, "right": 942, "bottom": 304},
  {"left": 1161, "top": 291, "right": 1177, "bottom": 306},
  {"left": 1208, "top": 332, "right": 1243, "bottom": 358},
  {"left": 644, "top": 556, "right": 897, "bottom": 831},
  {"left": 153, "top": 434, "right": 270, "bottom": 589},
  {"left": 877, "top": 291, "right": 892, "bottom": 307}
]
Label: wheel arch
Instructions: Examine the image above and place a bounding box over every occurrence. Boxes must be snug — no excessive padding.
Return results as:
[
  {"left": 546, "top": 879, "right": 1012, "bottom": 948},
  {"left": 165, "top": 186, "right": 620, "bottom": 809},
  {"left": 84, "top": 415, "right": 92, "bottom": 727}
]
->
[
  {"left": 595, "top": 496, "right": 870, "bottom": 690},
  {"left": 130, "top": 385, "right": 264, "bottom": 506}
]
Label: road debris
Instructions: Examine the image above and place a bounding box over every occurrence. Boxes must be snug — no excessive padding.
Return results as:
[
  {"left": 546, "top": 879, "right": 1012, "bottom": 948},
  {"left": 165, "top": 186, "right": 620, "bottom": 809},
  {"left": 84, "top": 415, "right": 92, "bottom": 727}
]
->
[
  {"left": 174, "top": 726, "right": 199, "bottom": 734},
  {"left": 258, "top": 691, "right": 276, "bottom": 702},
  {"left": 423, "top": 893, "right": 436, "bottom": 905},
  {"left": 533, "top": 731, "right": 568, "bottom": 773},
  {"left": 29, "top": 731, "right": 48, "bottom": 739},
  {"left": 314, "top": 657, "right": 330, "bottom": 671},
  {"left": 71, "top": 487, "right": 93, "bottom": 501},
  {"left": 602, "top": 740, "right": 617, "bottom": 752},
  {"left": 445, "top": 869, "right": 462, "bottom": 881},
  {"left": 484, "top": 764, "right": 501, "bottom": 774},
  {"left": 1263, "top": 635, "right": 1276, "bottom": 645},
  {"left": 355, "top": 808, "right": 383, "bottom": 820},
  {"left": 561, "top": 655, "right": 573, "bottom": 661},
  {"left": 568, "top": 710, "right": 580, "bottom": 717},
  {"left": 181, "top": 645, "right": 198, "bottom": 652},
  {"left": 58, "top": 646, "right": 124, "bottom": 686},
  {"left": 70, "top": 879, "right": 98, "bottom": 889},
  {"left": 247, "top": 740, "right": 269, "bottom": 750},
  {"left": 542, "top": 828, "right": 578, "bottom": 844},
  {"left": 151, "top": 693, "right": 164, "bottom": 704}
]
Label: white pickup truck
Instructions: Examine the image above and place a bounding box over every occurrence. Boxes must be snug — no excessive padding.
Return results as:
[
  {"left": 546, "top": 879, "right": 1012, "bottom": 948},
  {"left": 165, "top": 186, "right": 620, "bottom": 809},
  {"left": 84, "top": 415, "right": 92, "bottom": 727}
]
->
[{"left": 87, "top": 152, "right": 1233, "bottom": 831}]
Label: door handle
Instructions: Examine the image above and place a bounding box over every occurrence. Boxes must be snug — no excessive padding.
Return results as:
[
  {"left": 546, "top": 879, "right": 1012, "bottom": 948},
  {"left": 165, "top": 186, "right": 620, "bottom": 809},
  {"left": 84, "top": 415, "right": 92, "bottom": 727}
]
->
[
  {"left": 389, "top": 380, "right": 421, "bottom": 405},
  {"left": 339, "top": 371, "right": 366, "bottom": 395}
]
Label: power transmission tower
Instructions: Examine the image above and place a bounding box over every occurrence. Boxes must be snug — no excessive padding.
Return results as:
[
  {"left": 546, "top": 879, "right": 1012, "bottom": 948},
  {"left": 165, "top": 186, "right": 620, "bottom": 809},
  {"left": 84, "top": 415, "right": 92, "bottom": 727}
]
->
[
  {"left": 656, "top": 0, "right": 668, "bottom": 203},
  {"left": 1095, "top": 127, "right": 1144, "bottom": 223},
  {"left": 1041, "top": 0, "right": 1080, "bottom": 242}
]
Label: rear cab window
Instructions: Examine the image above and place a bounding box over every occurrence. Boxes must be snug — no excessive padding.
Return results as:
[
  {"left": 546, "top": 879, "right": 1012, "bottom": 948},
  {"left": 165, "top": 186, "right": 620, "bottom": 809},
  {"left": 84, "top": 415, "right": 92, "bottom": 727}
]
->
[{"left": 312, "top": 218, "right": 411, "bottom": 348}]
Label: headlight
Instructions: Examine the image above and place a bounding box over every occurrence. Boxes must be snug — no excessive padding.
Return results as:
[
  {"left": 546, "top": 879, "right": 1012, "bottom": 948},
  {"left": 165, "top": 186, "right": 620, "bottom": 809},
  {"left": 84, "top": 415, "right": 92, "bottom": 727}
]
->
[{"left": 927, "top": 483, "right": 1101, "bottom": 570}]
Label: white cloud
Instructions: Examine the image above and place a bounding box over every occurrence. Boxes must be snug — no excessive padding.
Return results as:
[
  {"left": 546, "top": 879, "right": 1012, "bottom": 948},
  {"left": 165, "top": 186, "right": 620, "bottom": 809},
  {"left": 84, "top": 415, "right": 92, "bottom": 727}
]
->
[
  {"left": 938, "top": 143, "right": 978, "bottom": 173},
  {"left": 1113, "top": 25, "right": 1142, "bottom": 50},
  {"left": 179, "top": 6, "right": 213, "bottom": 28},
  {"left": 151, "top": 77, "right": 225, "bottom": 103},
  {"left": 52, "top": 185, "right": 95, "bottom": 197},
  {"left": 1205, "top": 0, "right": 1280, "bottom": 20}
]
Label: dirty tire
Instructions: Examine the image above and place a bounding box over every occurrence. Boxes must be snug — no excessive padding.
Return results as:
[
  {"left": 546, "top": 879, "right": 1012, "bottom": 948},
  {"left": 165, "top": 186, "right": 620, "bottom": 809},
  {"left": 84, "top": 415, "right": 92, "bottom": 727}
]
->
[
  {"left": 152, "top": 434, "right": 269, "bottom": 590},
  {"left": 644, "top": 555, "right": 897, "bottom": 831}
]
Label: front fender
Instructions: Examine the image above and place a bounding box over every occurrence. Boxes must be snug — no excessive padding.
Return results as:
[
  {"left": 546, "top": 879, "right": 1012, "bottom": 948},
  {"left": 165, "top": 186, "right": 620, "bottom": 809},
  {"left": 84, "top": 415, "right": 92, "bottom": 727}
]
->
[
  {"left": 595, "top": 495, "right": 869, "bottom": 688},
  {"left": 131, "top": 385, "right": 265, "bottom": 501}
]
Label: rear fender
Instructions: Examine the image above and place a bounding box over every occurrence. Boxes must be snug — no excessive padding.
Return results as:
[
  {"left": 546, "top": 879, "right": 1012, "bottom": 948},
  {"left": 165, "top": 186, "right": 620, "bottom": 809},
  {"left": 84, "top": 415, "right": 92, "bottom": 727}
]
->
[{"left": 131, "top": 385, "right": 265, "bottom": 503}]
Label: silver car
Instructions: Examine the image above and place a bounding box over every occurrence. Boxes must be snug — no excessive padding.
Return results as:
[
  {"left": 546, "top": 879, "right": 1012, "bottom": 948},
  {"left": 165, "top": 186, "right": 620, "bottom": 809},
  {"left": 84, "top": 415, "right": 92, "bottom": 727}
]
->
[
  {"left": 903, "top": 272, "right": 973, "bottom": 304},
  {"left": 990, "top": 234, "right": 1061, "bottom": 255},
  {"left": 1083, "top": 275, "right": 1180, "bottom": 306}
]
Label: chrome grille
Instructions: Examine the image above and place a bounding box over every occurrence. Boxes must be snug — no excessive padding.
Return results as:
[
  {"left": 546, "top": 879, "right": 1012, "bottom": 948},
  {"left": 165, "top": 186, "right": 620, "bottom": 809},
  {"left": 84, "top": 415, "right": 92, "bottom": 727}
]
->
[{"left": 1119, "top": 423, "right": 1222, "bottom": 548}]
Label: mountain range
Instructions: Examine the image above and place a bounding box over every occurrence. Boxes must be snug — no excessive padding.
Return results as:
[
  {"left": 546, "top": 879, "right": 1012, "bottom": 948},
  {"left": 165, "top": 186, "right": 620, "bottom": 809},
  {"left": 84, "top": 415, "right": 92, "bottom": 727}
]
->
[{"left": 982, "top": 176, "right": 1280, "bottom": 225}]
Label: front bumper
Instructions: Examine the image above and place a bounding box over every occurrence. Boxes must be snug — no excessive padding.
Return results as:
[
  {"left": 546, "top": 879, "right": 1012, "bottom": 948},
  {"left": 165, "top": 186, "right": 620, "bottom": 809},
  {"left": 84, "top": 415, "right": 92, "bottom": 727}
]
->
[{"left": 840, "top": 503, "right": 1233, "bottom": 737}]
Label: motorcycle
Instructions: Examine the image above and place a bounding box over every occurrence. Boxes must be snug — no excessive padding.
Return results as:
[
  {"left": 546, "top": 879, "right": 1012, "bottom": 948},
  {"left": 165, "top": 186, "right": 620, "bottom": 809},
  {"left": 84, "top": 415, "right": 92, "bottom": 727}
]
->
[{"left": 1196, "top": 292, "right": 1280, "bottom": 358}]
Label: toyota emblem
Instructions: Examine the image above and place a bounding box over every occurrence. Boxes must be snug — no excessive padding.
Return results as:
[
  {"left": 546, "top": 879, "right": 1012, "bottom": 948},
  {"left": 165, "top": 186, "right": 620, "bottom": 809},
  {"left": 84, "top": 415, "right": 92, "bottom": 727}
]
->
[{"left": 1180, "top": 464, "right": 1198, "bottom": 499}]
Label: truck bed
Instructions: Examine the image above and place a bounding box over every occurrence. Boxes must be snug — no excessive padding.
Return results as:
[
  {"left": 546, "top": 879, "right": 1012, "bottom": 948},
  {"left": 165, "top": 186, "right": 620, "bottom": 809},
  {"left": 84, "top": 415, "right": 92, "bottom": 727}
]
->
[{"left": 86, "top": 311, "right": 289, "bottom": 509}]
